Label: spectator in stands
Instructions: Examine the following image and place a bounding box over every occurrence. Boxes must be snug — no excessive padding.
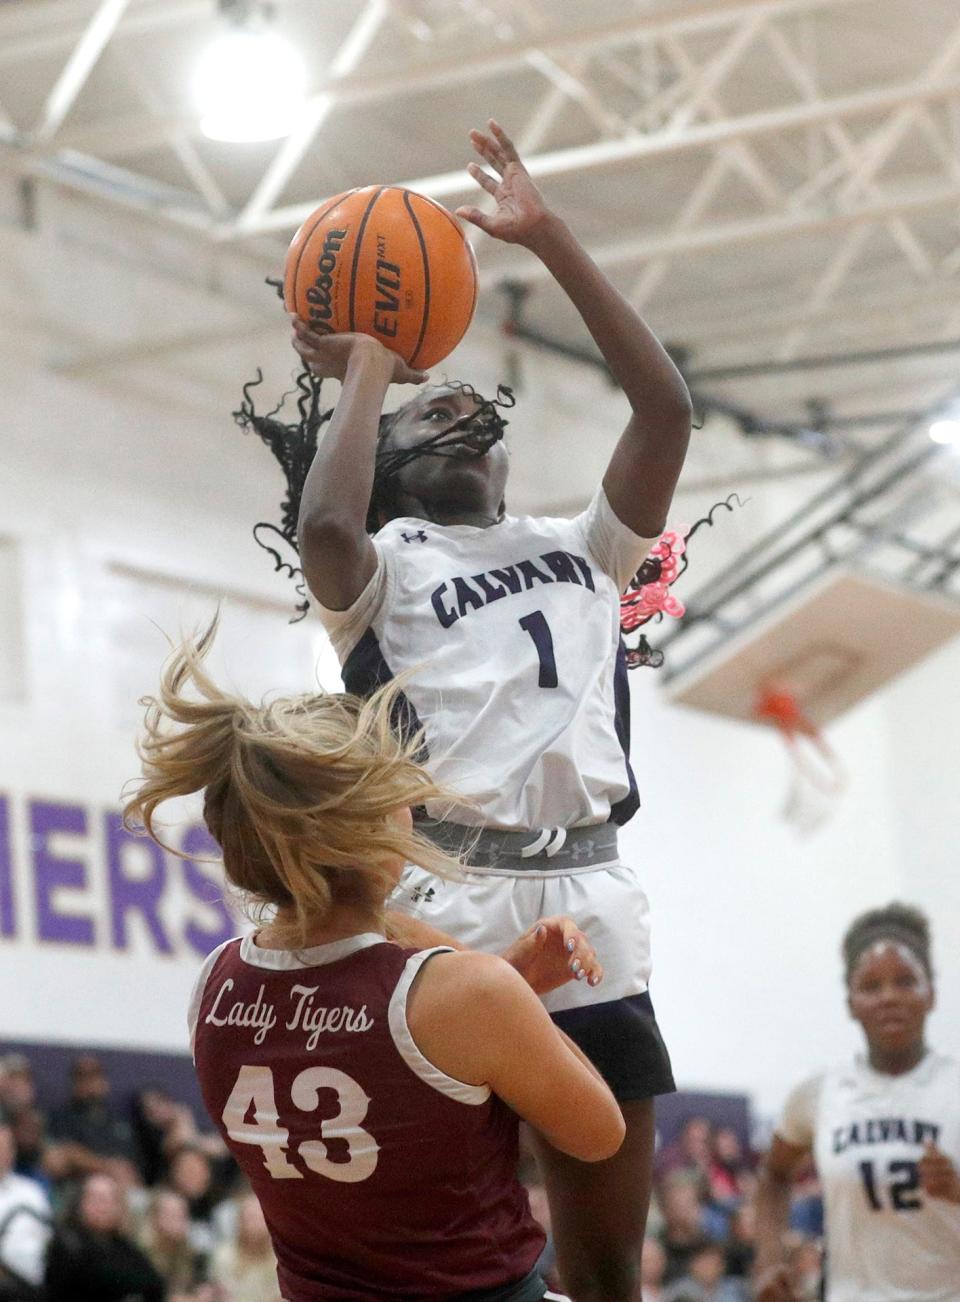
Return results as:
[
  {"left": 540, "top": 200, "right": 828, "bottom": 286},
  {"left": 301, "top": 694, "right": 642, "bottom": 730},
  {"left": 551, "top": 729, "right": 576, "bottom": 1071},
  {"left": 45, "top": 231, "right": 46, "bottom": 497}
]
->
[
  {"left": 9, "top": 1109, "right": 48, "bottom": 1192},
  {"left": 167, "top": 1146, "right": 220, "bottom": 1254},
  {"left": 0, "top": 1121, "right": 50, "bottom": 1298},
  {"left": 662, "top": 1242, "right": 748, "bottom": 1302},
  {"left": 209, "top": 1193, "right": 281, "bottom": 1302},
  {"left": 137, "top": 1188, "right": 206, "bottom": 1294},
  {"left": 658, "top": 1175, "right": 726, "bottom": 1281},
  {"left": 788, "top": 1162, "right": 824, "bottom": 1238},
  {"left": 708, "top": 1127, "right": 749, "bottom": 1206},
  {"left": 723, "top": 1199, "right": 756, "bottom": 1279},
  {"left": 640, "top": 1235, "right": 668, "bottom": 1300},
  {"left": 656, "top": 1117, "right": 713, "bottom": 1188},
  {"left": 44, "top": 1171, "right": 164, "bottom": 1302},
  {"left": 131, "top": 1087, "right": 226, "bottom": 1190},
  {"left": 45, "top": 1055, "right": 140, "bottom": 1187},
  {"left": 0, "top": 1059, "right": 37, "bottom": 1126},
  {"left": 131, "top": 1087, "right": 182, "bottom": 1188}
]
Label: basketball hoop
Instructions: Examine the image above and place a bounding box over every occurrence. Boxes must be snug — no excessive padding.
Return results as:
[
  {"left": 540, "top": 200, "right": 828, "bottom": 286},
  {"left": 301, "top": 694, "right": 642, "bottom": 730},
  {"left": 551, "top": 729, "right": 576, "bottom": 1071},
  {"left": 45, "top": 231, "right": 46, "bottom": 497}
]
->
[{"left": 755, "top": 686, "right": 846, "bottom": 835}]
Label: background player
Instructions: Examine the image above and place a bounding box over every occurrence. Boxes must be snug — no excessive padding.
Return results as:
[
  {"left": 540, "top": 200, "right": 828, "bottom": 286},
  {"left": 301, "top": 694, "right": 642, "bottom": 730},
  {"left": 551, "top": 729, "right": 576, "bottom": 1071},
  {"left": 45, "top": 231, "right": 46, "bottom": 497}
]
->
[
  {"left": 280, "top": 118, "right": 692, "bottom": 1301},
  {"left": 754, "top": 903, "right": 960, "bottom": 1301},
  {"left": 123, "top": 619, "right": 624, "bottom": 1302}
]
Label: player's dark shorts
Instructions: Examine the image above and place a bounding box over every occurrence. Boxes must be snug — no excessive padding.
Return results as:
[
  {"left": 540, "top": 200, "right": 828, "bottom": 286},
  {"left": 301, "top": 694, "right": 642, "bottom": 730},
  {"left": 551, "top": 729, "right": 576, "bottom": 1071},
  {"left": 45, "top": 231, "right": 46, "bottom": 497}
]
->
[
  {"left": 283, "top": 1269, "right": 563, "bottom": 1302},
  {"left": 551, "top": 989, "right": 675, "bottom": 1103},
  {"left": 455, "top": 1267, "right": 561, "bottom": 1301},
  {"left": 455, "top": 1270, "right": 557, "bottom": 1302}
]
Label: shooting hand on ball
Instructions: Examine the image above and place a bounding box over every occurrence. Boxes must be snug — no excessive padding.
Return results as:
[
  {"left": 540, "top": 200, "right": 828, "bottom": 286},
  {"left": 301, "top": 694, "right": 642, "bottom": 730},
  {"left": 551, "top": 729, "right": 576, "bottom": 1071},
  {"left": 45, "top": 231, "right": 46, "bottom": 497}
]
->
[
  {"left": 291, "top": 318, "right": 429, "bottom": 386},
  {"left": 456, "top": 119, "right": 553, "bottom": 247}
]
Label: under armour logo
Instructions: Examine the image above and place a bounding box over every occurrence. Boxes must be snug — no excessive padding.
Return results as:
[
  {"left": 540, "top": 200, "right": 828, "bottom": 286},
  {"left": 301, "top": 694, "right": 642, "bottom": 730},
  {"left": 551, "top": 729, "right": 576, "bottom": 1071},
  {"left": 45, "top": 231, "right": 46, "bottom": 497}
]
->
[
  {"left": 410, "top": 886, "right": 436, "bottom": 904},
  {"left": 402, "top": 530, "right": 428, "bottom": 544}
]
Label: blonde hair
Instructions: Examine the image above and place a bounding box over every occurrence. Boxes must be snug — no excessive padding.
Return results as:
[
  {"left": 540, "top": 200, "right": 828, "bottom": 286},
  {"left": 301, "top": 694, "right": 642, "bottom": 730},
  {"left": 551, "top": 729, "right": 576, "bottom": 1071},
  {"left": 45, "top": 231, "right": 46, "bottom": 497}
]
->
[{"left": 123, "top": 616, "right": 461, "bottom": 947}]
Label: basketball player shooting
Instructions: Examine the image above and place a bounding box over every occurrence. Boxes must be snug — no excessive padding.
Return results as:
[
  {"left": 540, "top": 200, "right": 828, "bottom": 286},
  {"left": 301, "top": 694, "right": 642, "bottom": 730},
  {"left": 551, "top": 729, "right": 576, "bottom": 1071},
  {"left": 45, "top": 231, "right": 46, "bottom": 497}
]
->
[{"left": 260, "top": 119, "right": 692, "bottom": 1301}]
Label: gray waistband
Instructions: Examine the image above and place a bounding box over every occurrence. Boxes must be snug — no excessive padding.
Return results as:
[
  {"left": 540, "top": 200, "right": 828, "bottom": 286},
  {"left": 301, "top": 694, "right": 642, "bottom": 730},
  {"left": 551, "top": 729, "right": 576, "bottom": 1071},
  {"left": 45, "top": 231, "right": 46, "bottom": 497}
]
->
[{"left": 420, "top": 821, "right": 619, "bottom": 872}]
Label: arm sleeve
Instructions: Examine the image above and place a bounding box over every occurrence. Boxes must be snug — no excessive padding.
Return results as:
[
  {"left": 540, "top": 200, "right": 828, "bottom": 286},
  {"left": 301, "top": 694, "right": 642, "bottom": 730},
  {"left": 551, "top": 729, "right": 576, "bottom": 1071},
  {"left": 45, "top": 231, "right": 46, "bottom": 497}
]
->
[
  {"left": 311, "top": 541, "right": 390, "bottom": 660},
  {"left": 573, "top": 486, "right": 660, "bottom": 593},
  {"left": 776, "top": 1073, "right": 823, "bottom": 1150}
]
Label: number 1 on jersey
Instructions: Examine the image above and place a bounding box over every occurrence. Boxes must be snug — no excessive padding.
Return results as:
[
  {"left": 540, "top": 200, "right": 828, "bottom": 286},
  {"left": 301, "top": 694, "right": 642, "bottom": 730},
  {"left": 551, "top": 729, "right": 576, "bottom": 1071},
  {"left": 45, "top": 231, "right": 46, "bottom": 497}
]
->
[{"left": 519, "top": 611, "right": 558, "bottom": 689}]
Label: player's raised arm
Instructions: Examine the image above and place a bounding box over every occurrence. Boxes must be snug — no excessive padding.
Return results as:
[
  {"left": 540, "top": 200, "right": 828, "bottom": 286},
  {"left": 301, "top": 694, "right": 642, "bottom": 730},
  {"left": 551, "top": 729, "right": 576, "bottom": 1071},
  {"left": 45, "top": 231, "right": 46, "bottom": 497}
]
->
[
  {"left": 457, "top": 120, "right": 692, "bottom": 538},
  {"left": 291, "top": 327, "right": 428, "bottom": 610},
  {"left": 407, "top": 949, "right": 625, "bottom": 1162}
]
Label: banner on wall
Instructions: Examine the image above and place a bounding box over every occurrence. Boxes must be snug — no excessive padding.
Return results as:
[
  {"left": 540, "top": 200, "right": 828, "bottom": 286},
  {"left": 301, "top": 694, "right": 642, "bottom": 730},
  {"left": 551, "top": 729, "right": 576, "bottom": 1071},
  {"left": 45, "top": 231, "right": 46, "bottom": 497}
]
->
[
  {"left": 0, "top": 791, "right": 237, "bottom": 1053},
  {"left": 0, "top": 794, "right": 232, "bottom": 956}
]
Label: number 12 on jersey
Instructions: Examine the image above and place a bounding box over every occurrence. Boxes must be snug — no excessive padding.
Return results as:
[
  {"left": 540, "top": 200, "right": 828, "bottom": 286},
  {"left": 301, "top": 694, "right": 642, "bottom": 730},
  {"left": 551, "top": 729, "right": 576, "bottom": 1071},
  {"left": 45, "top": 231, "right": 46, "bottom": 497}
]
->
[{"left": 859, "top": 1158, "right": 921, "bottom": 1211}]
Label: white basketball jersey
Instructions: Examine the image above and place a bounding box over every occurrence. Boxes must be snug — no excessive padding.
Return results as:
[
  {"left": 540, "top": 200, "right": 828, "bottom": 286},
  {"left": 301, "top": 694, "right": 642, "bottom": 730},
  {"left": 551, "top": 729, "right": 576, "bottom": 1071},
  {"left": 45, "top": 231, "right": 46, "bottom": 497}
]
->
[
  {"left": 316, "top": 488, "right": 655, "bottom": 831},
  {"left": 778, "top": 1052, "right": 960, "bottom": 1301}
]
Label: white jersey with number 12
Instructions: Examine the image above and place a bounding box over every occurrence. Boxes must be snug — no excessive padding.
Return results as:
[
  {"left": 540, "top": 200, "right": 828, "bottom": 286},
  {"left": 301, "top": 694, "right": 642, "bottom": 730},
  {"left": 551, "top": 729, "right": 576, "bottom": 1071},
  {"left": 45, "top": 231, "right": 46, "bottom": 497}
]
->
[{"left": 778, "top": 1052, "right": 960, "bottom": 1302}]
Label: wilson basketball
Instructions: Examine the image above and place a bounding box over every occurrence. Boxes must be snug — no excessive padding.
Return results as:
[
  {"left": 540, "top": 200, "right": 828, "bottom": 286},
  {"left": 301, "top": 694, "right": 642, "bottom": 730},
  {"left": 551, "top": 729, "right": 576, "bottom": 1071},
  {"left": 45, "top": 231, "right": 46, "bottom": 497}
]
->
[{"left": 284, "top": 185, "right": 478, "bottom": 369}]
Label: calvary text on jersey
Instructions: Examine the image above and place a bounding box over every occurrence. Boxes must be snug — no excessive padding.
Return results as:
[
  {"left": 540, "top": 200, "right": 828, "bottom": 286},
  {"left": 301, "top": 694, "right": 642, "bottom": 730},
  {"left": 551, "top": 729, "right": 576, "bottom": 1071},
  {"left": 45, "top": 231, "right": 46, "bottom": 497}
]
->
[
  {"left": 832, "top": 1116, "right": 941, "bottom": 1153},
  {"left": 431, "top": 549, "right": 596, "bottom": 628}
]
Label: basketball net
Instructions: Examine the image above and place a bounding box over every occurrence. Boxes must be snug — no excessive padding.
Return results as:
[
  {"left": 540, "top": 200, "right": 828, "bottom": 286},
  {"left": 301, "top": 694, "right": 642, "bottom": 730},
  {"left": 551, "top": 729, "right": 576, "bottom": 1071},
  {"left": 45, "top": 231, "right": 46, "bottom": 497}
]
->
[{"left": 754, "top": 687, "right": 846, "bottom": 836}]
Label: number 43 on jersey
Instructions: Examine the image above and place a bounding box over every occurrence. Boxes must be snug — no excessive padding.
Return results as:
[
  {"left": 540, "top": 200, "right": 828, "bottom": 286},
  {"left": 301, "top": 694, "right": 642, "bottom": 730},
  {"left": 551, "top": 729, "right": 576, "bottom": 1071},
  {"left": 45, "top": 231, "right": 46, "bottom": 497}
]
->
[{"left": 223, "top": 1065, "right": 379, "bottom": 1183}]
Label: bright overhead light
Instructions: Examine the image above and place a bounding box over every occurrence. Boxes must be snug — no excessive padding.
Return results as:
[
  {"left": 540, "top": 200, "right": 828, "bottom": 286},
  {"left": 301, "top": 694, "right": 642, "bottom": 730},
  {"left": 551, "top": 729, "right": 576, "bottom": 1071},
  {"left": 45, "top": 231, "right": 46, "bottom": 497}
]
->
[
  {"left": 929, "top": 418, "right": 960, "bottom": 446},
  {"left": 194, "top": 26, "right": 306, "bottom": 143}
]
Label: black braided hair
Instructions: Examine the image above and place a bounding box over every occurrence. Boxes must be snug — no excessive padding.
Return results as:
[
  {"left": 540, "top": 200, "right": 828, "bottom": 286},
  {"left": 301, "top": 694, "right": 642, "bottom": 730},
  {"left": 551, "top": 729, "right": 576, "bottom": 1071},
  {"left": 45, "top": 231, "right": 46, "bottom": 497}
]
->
[
  {"left": 620, "top": 493, "right": 743, "bottom": 669},
  {"left": 234, "top": 370, "right": 514, "bottom": 621},
  {"left": 843, "top": 902, "right": 933, "bottom": 985}
]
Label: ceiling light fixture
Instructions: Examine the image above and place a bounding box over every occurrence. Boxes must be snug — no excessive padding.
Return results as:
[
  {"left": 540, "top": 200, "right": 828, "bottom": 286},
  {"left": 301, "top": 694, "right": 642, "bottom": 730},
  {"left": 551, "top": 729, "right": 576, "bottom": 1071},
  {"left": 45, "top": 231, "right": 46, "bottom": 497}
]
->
[
  {"left": 929, "top": 417, "right": 960, "bottom": 446},
  {"left": 194, "top": 2, "right": 306, "bottom": 143}
]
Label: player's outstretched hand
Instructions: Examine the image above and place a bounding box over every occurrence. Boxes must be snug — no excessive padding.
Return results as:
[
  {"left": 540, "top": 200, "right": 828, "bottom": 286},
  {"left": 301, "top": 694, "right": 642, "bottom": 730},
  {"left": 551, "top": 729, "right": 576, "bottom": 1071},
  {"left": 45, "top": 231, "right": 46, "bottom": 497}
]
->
[
  {"left": 754, "top": 1264, "right": 797, "bottom": 1302},
  {"left": 456, "top": 119, "right": 553, "bottom": 247},
  {"left": 919, "top": 1141, "right": 960, "bottom": 1203},
  {"left": 290, "top": 317, "right": 429, "bottom": 385},
  {"left": 501, "top": 916, "right": 602, "bottom": 996}
]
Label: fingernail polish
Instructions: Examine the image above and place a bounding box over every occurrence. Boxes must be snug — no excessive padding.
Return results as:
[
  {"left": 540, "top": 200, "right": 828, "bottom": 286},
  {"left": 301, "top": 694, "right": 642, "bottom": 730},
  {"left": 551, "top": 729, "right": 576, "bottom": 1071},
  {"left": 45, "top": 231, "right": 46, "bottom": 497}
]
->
[
  {"left": 566, "top": 939, "right": 575, "bottom": 952},
  {"left": 571, "top": 959, "right": 581, "bottom": 974},
  {"left": 576, "top": 969, "right": 586, "bottom": 981}
]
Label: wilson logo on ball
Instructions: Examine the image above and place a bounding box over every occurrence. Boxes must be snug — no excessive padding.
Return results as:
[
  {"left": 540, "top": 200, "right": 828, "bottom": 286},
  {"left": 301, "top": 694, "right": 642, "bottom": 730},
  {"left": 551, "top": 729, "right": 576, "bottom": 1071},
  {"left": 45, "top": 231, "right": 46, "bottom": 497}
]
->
[
  {"left": 284, "top": 185, "right": 478, "bottom": 368},
  {"left": 306, "top": 227, "right": 347, "bottom": 331}
]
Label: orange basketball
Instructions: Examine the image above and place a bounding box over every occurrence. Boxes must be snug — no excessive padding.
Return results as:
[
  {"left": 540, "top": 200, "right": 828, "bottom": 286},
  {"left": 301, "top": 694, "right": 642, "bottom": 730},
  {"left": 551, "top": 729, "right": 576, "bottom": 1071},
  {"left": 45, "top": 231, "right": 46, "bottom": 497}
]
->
[{"left": 284, "top": 185, "right": 478, "bottom": 370}]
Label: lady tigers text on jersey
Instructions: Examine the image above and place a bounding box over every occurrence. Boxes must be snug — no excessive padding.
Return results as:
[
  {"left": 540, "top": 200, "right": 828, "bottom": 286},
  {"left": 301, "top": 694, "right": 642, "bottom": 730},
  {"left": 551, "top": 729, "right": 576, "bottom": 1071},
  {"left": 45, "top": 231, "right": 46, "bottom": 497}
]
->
[{"left": 202, "top": 977, "right": 374, "bottom": 1049}]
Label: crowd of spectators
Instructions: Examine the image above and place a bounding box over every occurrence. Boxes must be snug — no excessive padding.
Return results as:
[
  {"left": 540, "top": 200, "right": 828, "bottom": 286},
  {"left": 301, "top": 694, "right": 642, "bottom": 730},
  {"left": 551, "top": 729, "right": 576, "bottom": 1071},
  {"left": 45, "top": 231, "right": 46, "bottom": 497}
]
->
[
  {"left": 524, "top": 1114, "right": 824, "bottom": 1301},
  {"left": 0, "top": 1052, "right": 280, "bottom": 1302},
  {"left": 0, "top": 1051, "right": 823, "bottom": 1302}
]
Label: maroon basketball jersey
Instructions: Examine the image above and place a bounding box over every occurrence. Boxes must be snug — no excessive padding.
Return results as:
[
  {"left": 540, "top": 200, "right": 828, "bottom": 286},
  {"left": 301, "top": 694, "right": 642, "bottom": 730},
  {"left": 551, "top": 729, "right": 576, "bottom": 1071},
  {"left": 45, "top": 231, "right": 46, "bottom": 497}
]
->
[{"left": 189, "top": 933, "right": 545, "bottom": 1300}]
